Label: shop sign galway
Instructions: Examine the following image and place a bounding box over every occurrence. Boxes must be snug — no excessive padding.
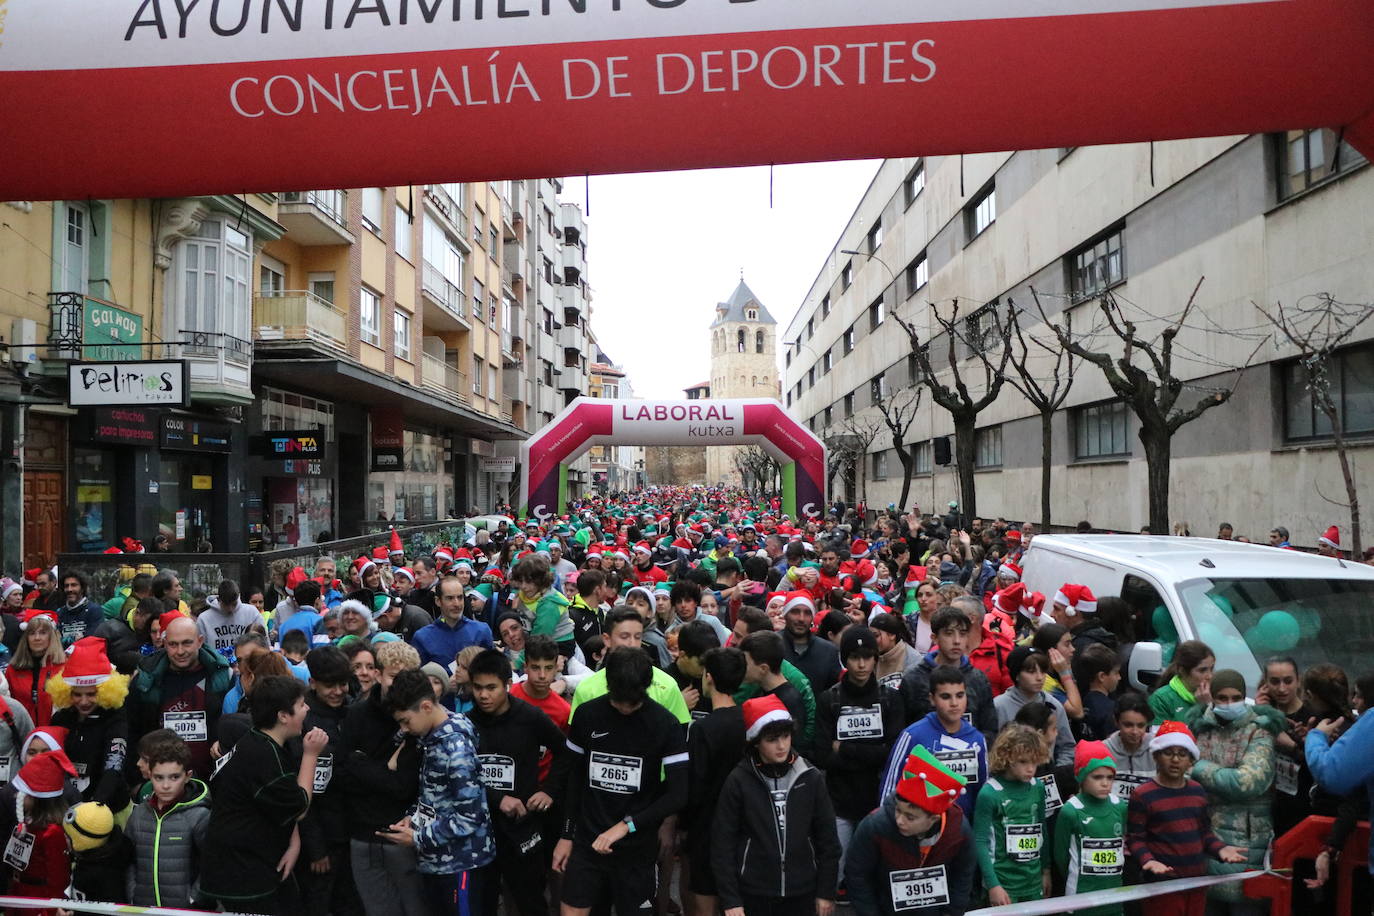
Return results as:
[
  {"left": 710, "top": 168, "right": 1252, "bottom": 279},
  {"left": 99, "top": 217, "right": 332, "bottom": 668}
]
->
[
  {"left": 68, "top": 360, "right": 189, "bottom": 408},
  {"left": 82, "top": 300, "right": 143, "bottom": 361}
]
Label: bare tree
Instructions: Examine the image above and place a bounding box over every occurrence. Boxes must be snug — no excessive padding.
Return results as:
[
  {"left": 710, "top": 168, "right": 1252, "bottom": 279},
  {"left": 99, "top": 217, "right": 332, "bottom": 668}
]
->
[
  {"left": 895, "top": 299, "right": 1013, "bottom": 521},
  {"left": 1258, "top": 294, "right": 1374, "bottom": 555},
  {"left": 825, "top": 414, "right": 880, "bottom": 505},
  {"left": 973, "top": 297, "right": 1077, "bottom": 529},
  {"left": 872, "top": 386, "right": 924, "bottom": 511},
  {"left": 732, "top": 445, "right": 782, "bottom": 498},
  {"left": 1040, "top": 279, "right": 1260, "bottom": 535}
]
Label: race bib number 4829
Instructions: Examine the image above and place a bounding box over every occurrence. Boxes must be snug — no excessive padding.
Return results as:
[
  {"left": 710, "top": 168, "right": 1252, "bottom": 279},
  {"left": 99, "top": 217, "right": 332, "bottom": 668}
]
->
[{"left": 589, "top": 752, "right": 642, "bottom": 795}]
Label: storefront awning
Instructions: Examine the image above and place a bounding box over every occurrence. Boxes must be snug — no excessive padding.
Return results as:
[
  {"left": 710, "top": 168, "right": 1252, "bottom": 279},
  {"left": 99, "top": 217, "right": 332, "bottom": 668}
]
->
[{"left": 253, "top": 358, "right": 526, "bottom": 441}]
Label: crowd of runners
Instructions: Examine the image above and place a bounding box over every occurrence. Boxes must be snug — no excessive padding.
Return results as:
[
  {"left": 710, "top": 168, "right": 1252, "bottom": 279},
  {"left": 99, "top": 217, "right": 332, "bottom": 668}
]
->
[{"left": 0, "top": 486, "right": 1369, "bottom": 916}]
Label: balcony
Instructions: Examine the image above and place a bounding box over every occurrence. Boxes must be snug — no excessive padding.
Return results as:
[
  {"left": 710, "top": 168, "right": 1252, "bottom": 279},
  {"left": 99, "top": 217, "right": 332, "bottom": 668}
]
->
[
  {"left": 503, "top": 238, "right": 526, "bottom": 280},
  {"left": 421, "top": 262, "right": 471, "bottom": 329},
  {"left": 424, "top": 186, "right": 470, "bottom": 241},
  {"left": 163, "top": 329, "right": 253, "bottom": 403},
  {"left": 278, "top": 190, "right": 355, "bottom": 246},
  {"left": 561, "top": 241, "right": 585, "bottom": 281},
  {"left": 253, "top": 291, "right": 347, "bottom": 353},
  {"left": 421, "top": 353, "right": 470, "bottom": 404}
]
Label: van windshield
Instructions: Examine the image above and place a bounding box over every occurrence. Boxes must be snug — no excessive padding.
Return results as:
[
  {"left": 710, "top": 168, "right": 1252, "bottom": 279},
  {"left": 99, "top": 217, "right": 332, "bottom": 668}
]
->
[{"left": 1176, "top": 576, "right": 1374, "bottom": 692}]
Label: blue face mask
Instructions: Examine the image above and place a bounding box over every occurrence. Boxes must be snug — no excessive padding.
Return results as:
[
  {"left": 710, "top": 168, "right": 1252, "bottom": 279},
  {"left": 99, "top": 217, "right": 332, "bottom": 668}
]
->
[{"left": 1213, "top": 701, "right": 1248, "bottom": 721}]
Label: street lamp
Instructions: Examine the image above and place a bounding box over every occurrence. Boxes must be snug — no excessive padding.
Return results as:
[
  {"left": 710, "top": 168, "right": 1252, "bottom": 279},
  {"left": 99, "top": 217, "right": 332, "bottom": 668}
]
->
[{"left": 841, "top": 249, "right": 896, "bottom": 285}]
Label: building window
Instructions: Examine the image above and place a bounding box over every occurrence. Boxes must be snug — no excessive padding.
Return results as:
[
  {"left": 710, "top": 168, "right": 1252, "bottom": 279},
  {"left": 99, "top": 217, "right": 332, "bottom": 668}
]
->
[
  {"left": 975, "top": 425, "right": 1003, "bottom": 468},
  {"left": 174, "top": 219, "right": 252, "bottom": 344},
  {"left": 906, "top": 253, "right": 929, "bottom": 294},
  {"left": 308, "top": 271, "right": 335, "bottom": 305},
  {"left": 824, "top": 406, "right": 833, "bottom": 427},
  {"left": 841, "top": 261, "right": 853, "bottom": 290},
  {"left": 473, "top": 207, "right": 485, "bottom": 244},
  {"left": 1277, "top": 128, "right": 1367, "bottom": 200},
  {"left": 806, "top": 317, "right": 814, "bottom": 339},
  {"left": 786, "top": 392, "right": 792, "bottom": 407},
  {"left": 843, "top": 393, "right": 854, "bottom": 417},
  {"left": 869, "top": 297, "right": 885, "bottom": 331},
  {"left": 872, "top": 450, "right": 889, "bottom": 480},
  {"left": 1284, "top": 343, "right": 1374, "bottom": 441},
  {"left": 422, "top": 214, "right": 465, "bottom": 293},
  {"left": 473, "top": 356, "right": 484, "bottom": 396},
  {"left": 905, "top": 163, "right": 926, "bottom": 205},
  {"left": 1075, "top": 401, "right": 1131, "bottom": 458},
  {"left": 908, "top": 351, "right": 924, "bottom": 385},
  {"left": 394, "top": 203, "right": 413, "bottom": 261},
  {"left": 821, "top": 294, "right": 831, "bottom": 318},
  {"left": 259, "top": 259, "right": 285, "bottom": 296},
  {"left": 756, "top": 330, "right": 765, "bottom": 353},
  {"left": 823, "top": 349, "right": 833, "bottom": 373},
  {"left": 808, "top": 366, "right": 816, "bottom": 388},
  {"left": 914, "top": 441, "right": 933, "bottom": 474},
  {"left": 738, "top": 329, "right": 746, "bottom": 352},
  {"left": 62, "top": 202, "right": 89, "bottom": 294},
  {"left": 844, "top": 327, "right": 855, "bottom": 355},
  {"left": 489, "top": 225, "right": 499, "bottom": 256},
  {"left": 747, "top": 308, "right": 758, "bottom": 320},
  {"left": 867, "top": 219, "right": 883, "bottom": 253},
  {"left": 871, "top": 372, "right": 886, "bottom": 402},
  {"left": 966, "top": 184, "right": 996, "bottom": 239},
  {"left": 362, "top": 187, "right": 384, "bottom": 233},
  {"left": 393, "top": 311, "right": 411, "bottom": 361},
  {"left": 964, "top": 302, "right": 1000, "bottom": 354},
  {"left": 785, "top": 349, "right": 792, "bottom": 367},
  {"left": 1069, "top": 227, "right": 1125, "bottom": 301},
  {"left": 359, "top": 287, "right": 381, "bottom": 346},
  {"left": 472, "top": 278, "right": 484, "bottom": 320}
]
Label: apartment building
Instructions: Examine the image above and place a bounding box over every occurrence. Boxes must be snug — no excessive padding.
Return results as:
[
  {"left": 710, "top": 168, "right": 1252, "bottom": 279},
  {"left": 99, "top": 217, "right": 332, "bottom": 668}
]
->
[
  {"left": 588, "top": 354, "right": 643, "bottom": 492},
  {"left": 0, "top": 177, "right": 598, "bottom": 567},
  {"left": 783, "top": 132, "right": 1374, "bottom": 541}
]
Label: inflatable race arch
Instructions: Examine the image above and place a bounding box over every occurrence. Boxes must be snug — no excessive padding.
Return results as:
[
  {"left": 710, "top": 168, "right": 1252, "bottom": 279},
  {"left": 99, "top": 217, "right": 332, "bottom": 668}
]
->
[{"left": 519, "top": 398, "right": 826, "bottom": 520}]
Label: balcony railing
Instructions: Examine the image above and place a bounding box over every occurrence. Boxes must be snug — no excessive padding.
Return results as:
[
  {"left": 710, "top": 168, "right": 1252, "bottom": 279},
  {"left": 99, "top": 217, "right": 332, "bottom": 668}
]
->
[
  {"left": 253, "top": 291, "right": 346, "bottom": 351},
  {"left": 424, "top": 186, "right": 469, "bottom": 237},
  {"left": 281, "top": 190, "right": 346, "bottom": 226},
  {"left": 421, "top": 262, "right": 469, "bottom": 324},
  {"left": 47, "top": 291, "right": 84, "bottom": 358},
  {"left": 422, "top": 353, "right": 470, "bottom": 404},
  {"left": 166, "top": 330, "right": 253, "bottom": 365}
]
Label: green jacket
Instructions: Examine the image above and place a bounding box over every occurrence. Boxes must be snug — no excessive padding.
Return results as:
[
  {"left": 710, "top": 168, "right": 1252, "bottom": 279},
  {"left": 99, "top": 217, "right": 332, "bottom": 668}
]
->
[
  {"left": 1148, "top": 676, "right": 1200, "bottom": 724},
  {"left": 1186, "top": 702, "right": 1284, "bottom": 902},
  {"left": 973, "top": 775, "right": 1048, "bottom": 902},
  {"left": 569, "top": 665, "right": 691, "bottom": 726},
  {"left": 1052, "top": 791, "right": 1127, "bottom": 915},
  {"left": 124, "top": 778, "right": 211, "bottom": 907},
  {"left": 523, "top": 589, "right": 574, "bottom": 645}
]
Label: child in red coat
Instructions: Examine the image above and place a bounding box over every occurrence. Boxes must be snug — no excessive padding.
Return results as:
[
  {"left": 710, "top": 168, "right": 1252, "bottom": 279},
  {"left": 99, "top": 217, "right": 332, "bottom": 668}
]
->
[{"left": 5, "top": 748, "right": 77, "bottom": 916}]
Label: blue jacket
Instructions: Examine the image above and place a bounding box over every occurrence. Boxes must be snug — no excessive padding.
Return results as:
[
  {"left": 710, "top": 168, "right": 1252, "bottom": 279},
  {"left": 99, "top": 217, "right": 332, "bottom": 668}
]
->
[
  {"left": 1306, "top": 713, "right": 1374, "bottom": 873},
  {"left": 878, "top": 711, "right": 987, "bottom": 818},
  {"left": 412, "top": 616, "right": 494, "bottom": 669},
  {"left": 57, "top": 600, "right": 104, "bottom": 647},
  {"left": 413, "top": 713, "right": 496, "bottom": 875}
]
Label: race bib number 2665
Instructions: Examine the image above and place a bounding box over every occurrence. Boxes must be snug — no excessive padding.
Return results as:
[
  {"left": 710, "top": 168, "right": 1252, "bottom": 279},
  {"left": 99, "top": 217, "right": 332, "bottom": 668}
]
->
[{"left": 589, "top": 752, "right": 642, "bottom": 795}]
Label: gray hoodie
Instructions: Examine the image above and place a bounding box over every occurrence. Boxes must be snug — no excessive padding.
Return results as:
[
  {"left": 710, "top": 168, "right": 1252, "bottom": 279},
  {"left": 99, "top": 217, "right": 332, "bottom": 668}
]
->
[
  {"left": 993, "top": 686, "right": 1075, "bottom": 767},
  {"left": 196, "top": 597, "right": 266, "bottom": 655},
  {"left": 1103, "top": 729, "right": 1156, "bottom": 800}
]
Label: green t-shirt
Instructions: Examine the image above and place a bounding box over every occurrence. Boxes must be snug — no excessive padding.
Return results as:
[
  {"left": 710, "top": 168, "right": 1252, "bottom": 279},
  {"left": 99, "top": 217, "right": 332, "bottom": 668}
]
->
[
  {"left": 973, "top": 774, "right": 1048, "bottom": 902},
  {"left": 1052, "top": 791, "right": 1127, "bottom": 915},
  {"left": 568, "top": 666, "right": 691, "bottom": 726}
]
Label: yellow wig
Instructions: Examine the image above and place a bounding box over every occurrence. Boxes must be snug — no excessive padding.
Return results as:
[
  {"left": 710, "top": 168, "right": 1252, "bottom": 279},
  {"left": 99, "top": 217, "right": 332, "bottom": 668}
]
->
[{"left": 47, "top": 669, "right": 131, "bottom": 710}]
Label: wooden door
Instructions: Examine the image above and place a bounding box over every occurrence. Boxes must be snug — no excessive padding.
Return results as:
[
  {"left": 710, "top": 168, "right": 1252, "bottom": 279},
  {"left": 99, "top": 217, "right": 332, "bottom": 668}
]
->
[{"left": 23, "top": 471, "right": 64, "bottom": 570}]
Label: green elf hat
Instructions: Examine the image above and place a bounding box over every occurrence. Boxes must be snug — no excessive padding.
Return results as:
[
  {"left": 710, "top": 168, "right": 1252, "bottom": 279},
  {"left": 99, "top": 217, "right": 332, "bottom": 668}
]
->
[
  {"left": 654, "top": 581, "right": 673, "bottom": 594},
  {"left": 1074, "top": 740, "right": 1118, "bottom": 783},
  {"left": 474, "top": 583, "right": 496, "bottom": 601},
  {"left": 895, "top": 746, "right": 967, "bottom": 815},
  {"left": 575, "top": 528, "right": 592, "bottom": 548}
]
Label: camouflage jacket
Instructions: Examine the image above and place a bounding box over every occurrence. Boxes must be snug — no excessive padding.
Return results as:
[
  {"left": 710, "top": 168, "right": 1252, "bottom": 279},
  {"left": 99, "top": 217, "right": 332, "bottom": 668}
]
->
[{"left": 414, "top": 713, "right": 496, "bottom": 875}]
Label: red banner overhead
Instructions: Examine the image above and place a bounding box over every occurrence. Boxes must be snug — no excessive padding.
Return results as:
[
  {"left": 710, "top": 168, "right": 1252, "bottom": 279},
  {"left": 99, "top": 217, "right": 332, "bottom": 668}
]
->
[{"left": 1, "top": 0, "right": 1372, "bottom": 199}]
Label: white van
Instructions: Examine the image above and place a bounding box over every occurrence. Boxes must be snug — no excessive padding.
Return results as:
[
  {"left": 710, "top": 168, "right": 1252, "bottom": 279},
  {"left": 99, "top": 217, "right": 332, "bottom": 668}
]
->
[{"left": 1021, "top": 535, "right": 1374, "bottom": 693}]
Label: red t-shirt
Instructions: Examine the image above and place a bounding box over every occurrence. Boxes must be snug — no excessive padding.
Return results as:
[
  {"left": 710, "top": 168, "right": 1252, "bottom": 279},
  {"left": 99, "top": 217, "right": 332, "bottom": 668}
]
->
[
  {"left": 511, "top": 682, "right": 571, "bottom": 782},
  {"left": 632, "top": 565, "right": 668, "bottom": 588}
]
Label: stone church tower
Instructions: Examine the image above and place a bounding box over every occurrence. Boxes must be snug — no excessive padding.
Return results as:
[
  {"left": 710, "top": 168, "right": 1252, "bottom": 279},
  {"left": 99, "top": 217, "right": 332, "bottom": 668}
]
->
[{"left": 707, "top": 279, "right": 780, "bottom": 486}]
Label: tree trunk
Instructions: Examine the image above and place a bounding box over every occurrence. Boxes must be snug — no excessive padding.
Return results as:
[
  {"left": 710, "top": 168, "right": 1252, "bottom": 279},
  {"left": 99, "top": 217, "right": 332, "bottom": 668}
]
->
[
  {"left": 896, "top": 447, "right": 915, "bottom": 512},
  {"left": 1040, "top": 409, "right": 1054, "bottom": 531},
  {"left": 954, "top": 414, "right": 978, "bottom": 522},
  {"left": 1140, "top": 423, "right": 1172, "bottom": 535},
  {"left": 1321, "top": 405, "right": 1363, "bottom": 556}
]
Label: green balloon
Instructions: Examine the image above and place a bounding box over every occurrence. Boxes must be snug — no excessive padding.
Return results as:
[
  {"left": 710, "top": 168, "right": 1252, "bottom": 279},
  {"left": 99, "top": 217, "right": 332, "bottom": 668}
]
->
[
  {"left": 1208, "top": 594, "right": 1235, "bottom": 619},
  {"left": 1258, "top": 610, "right": 1300, "bottom": 651},
  {"left": 1197, "top": 623, "right": 1226, "bottom": 650},
  {"left": 1152, "top": 606, "right": 1178, "bottom": 642}
]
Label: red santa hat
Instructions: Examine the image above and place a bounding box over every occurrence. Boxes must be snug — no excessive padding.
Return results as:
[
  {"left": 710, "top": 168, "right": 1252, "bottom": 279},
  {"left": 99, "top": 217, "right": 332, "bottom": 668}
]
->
[
  {"left": 1319, "top": 526, "right": 1341, "bottom": 549},
  {"left": 632, "top": 542, "right": 652, "bottom": 557},
  {"left": 371, "top": 546, "right": 392, "bottom": 566},
  {"left": 18, "top": 608, "right": 57, "bottom": 631},
  {"left": 432, "top": 545, "right": 454, "bottom": 565},
  {"left": 20, "top": 726, "right": 68, "bottom": 759},
  {"left": 895, "top": 746, "right": 967, "bottom": 815},
  {"left": 1148, "top": 720, "right": 1199, "bottom": 760},
  {"left": 850, "top": 538, "right": 871, "bottom": 559},
  {"left": 285, "top": 566, "right": 309, "bottom": 591},
  {"left": 1053, "top": 583, "right": 1097, "bottom": 616},
  {"left": 905, "top": 565, "right": 928, "bottom": 587},
  {"left": 781, "top": 590, "right": 815, "bottom": 616},
  {"left": 61, "top": 637, "right": 114, "bottom": 687},
  {"left": 102, "top": 546, "right": 123, "bottom": 555},
  {"left": 998, "top": 560, "right": 1022, "bottom": 581},
  {"left": 13, "top": 747, "right": 78, "bottom": 798},
  {"left": 393, "top": 566, "right": 416, "bottom": 585},
  {"left": 120, "top": 537, "right": 145, "bottom": 554},
  {"left": 1005, "top": 529, "right": 1023, "bottom": 544},
  {"left": 742, "top": 694, "right": 793, "bottom": 741},
  {"left": 389, "top": 529, "right": 405, "bottom": 557},
  {"left": 991, "top": 583, "right": 1028, "bottom": 618},
  {"left": 353, "top": 556, "right": 377, "bottom": 580},
  {"left": 1074, "top": 740, "right": 1118, "bottom": 783}
]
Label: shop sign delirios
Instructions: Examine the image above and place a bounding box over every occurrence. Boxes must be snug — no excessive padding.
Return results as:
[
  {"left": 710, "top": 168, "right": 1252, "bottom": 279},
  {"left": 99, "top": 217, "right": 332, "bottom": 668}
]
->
[
  {"left": 256, "top": 429, "right": 327, "bottom": 460},
  {"left": 68, "top": 360, "right": 189, "bottom": 408}
]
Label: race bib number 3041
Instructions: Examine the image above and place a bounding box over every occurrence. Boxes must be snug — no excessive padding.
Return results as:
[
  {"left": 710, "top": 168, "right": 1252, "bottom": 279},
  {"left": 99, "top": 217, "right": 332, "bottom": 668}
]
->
[{"left": 589, "top": 752, "right": 642, "bottom": 795}]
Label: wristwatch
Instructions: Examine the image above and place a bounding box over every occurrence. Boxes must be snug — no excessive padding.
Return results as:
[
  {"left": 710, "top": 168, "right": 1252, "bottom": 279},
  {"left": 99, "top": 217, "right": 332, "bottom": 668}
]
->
[{"left": 623, "top": 816, "right": 637, "bottom": 834}]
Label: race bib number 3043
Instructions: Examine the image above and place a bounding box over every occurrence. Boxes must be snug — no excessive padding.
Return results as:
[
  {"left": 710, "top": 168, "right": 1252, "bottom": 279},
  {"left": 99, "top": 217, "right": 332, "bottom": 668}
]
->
[
  {"left": 837, "top": 705, "right": 884, "bottom": 740},
  {"left": 589, "top": 752, "right": 642, "bottom": 795}
]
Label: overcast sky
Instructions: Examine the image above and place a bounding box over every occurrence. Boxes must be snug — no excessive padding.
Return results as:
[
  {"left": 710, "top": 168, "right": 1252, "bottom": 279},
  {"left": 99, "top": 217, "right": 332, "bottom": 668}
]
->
[{"left": 562, "top": 160, "right": 880, "bottom": 399}]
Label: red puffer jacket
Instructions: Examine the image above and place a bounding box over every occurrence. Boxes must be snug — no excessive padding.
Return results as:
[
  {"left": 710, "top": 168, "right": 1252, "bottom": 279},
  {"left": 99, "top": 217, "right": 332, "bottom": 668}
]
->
[{"left": 5, "top": 662, "right": 63, "bottom": 727}]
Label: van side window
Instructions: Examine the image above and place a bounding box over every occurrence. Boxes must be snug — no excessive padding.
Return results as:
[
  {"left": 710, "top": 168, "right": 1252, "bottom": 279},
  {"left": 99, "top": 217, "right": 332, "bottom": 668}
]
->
[{"left": 1122, "top": 575, "right": 1167, "bottom": 643}]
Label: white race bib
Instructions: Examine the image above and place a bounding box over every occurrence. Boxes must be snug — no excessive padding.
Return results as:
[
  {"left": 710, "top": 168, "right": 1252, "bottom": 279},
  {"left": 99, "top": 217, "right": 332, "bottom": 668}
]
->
[
  {"left": 879, "top": 672, "right": 904, "bottom": 690},
  {"left": 1042, "top": 775, "right": 1063, "bottom": 815},
  {"left": 1275, "top": 756, "right": 1300, "bottom": 797},
  {"left": 836, "top": 705, "right": 884, "bottom": 741},
  {"left": 890, "top": 865, "right": 949, "bottom": 911},
  {"left": 1006, "top": 824, "right": 1043, "bottom": 862},
  {"left": 3, "top": 830, "right": 34, "bottom": 870},
  {"left": 1111, "top": 772, "right": 1149, "bottom": 800},
  {"left": 163, "top": 710, "right": 208, "bottom": 742},
  {"left": 589, "top": 752, "right": 642, "bottom": 794},
  {"left": 479, "top": 754, "right": 516, "bottom": 792},
  {"left": 1081, "top": 837, "right": 1124, "bottom": 876},
  {"left": 934, "top": 748, "right": 980, "bottom": 783},
  {"left": 313, "top": 754, "right": 333, "bottom": 793}
]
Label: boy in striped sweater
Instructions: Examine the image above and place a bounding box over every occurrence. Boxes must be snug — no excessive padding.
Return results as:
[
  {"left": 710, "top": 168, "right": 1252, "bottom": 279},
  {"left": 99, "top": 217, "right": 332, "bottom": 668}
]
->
[{"left": 1125, "top": 721, "right": 1246, "bottom": 916}]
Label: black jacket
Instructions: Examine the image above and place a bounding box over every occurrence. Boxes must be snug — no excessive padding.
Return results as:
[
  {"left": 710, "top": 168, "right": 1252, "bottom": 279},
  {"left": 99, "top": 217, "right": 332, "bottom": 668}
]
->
[
  {"left": 70, "top": 826, "right": 134, "bottom": 905},
  {"left": 296, "top": 692, "right": 351, "bottom": 862},
  {"left": 335, "top": 683, "right": 422, "bottom": 841},
  {"left": 812, "top": 674, "right": 906, "bottom": 820},
  {"left": 783, "top": 634, "right": 844, "bottom": 696},
  {"left": 51, "top": 705, "right": 129, "bottom": 811},
  {"left": 468, "top": 696, "right": 571, "bottom": 846},
  {"left": 899, "top": 652, "right": 999, "bottom": 745},
  {"left": 1070, "top": 623, "right": 1120, "bottom": 659},
  {"left": 93, "top": 618, "right": 141, "bottom": 674},
  {"left": 711, "top": 755, "right": 840, "bottom": 908}
]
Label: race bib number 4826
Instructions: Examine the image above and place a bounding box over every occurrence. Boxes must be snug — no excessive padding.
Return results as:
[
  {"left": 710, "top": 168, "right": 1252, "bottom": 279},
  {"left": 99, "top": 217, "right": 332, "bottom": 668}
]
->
[{"left": 589, "top": 752, "right": 642, "bottom": 795}]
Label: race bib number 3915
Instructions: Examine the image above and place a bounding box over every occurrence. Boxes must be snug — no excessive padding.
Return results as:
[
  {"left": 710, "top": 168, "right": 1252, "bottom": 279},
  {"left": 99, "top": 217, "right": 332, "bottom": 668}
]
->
[{"left": 890, "top": 865, "right": 948, "bottom": 911}]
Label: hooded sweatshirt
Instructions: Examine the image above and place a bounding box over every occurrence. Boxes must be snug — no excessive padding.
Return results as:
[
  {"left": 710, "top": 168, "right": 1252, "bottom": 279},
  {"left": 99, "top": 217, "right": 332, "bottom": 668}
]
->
[
  {"left": 845, "top": 795, "right": 977, "bottom": 916},
  {"left": 1103, "top": 731, "right": 1156, "bottom": 801},
  {"left": 899, "top": 651, "right": 998, "bottom": 743},
  {"left": 993, "top": 687, "right": 1075, "bottom": 767},
  {"left": 812, "top": 673, "right": 906, "bottom": 820},
  {"left": 879, "top": 712, "right": 987, "bottom": 818}
]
